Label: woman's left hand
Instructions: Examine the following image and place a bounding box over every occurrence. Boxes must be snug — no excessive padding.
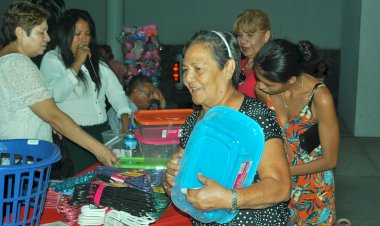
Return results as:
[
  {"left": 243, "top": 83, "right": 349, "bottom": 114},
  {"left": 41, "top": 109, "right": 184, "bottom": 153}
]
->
[{"left": 186, "top": 173, "right": 231, "bottom": 211}]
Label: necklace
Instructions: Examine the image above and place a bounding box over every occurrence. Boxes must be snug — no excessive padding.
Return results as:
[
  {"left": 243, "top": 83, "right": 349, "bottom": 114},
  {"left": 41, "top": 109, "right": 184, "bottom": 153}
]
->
[
  {"left": 281, "top": 92, "right": 289, "bottom": 110},
  {"left": 281, "top": 76, "right": 304, "bottom": 111}
]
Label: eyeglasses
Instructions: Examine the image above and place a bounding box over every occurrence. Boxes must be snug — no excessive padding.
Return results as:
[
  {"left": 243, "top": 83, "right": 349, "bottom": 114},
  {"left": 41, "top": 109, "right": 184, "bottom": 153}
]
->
[
  {"left": 137, "top": 89, "right": 154, "bottom": 98},
  {"left": 238, "top": 69, "right": 247, "bottom": 85}
]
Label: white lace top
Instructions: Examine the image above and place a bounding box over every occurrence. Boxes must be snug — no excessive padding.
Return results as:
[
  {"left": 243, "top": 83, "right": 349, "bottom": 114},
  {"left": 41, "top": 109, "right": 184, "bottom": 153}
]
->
[{"left": 0, "top": 53, "right": 53, "bottom": 141}]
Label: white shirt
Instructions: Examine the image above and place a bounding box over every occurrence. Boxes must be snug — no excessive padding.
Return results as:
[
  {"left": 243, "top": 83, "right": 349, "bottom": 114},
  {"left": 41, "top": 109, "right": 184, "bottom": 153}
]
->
[
  {"left": 0, "top": 54, "right": 52, "bottom": 141},
  {"left": 40, "top": 47, "right": 132, "bottom": 126}
]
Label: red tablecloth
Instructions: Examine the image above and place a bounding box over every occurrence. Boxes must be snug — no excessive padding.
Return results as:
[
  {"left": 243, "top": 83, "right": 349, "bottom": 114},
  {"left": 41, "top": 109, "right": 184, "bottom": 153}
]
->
[{"left": 39, "top": 164, "right": 192, "bottom": 226}]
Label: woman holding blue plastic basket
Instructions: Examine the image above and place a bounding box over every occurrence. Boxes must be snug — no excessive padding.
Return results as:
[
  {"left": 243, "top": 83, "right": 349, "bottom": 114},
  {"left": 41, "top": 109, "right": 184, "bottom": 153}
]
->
[
  {"left": 163, "top": 30, "right": 291, "bottom": 225},
  {"left": 0, "top": 1, "right": 119, "bottom": 169}
]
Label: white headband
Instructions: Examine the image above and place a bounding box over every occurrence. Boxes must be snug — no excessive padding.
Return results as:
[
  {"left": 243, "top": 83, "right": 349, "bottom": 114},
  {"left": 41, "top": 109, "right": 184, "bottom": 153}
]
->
[{"left": 212, "top": 30, "right": 232, "bottom": 58}]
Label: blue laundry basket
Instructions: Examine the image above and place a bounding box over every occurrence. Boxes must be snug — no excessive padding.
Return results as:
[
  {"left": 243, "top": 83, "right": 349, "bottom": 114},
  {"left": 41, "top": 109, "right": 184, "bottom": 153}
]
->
[{"left": 0, "top": 139, "right": 61, "bottom": 226}]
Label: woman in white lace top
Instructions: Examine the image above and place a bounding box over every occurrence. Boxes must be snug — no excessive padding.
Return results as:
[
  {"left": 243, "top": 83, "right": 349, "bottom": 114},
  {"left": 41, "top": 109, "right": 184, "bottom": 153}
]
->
[{"left": 0, "top": 1, "right": 118, "bottom": 168}]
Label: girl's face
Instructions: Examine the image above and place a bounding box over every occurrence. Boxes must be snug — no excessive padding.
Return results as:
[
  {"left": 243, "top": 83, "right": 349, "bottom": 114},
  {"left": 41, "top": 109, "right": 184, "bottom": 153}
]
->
[
  {"left": 255, "top": 67, "right": 287, "bottom": 95},
  {"left": 70, "top": 18, "right": 91, "bottom": 55},
  {"left": 182, "top": 43, "right": 231, "bottom": 109},
  {"left": 236, "top": 30, "right": 270, "bottom": 60},
  {"left": 18, "top": 19, "right": 50, "bottom": 57}
]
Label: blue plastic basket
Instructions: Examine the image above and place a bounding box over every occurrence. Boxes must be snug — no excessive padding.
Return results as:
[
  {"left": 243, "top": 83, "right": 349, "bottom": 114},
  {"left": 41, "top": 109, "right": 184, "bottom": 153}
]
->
[
  {"left": 171, "top": 106, "right": 265, "bottom": 223},
  {"left": 0, "top": 139, "right": 61, "bottom": 226}
]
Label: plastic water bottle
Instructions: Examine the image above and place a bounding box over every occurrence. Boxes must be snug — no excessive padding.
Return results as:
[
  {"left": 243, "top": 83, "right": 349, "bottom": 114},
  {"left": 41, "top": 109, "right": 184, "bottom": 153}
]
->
[{"left": 124, "top": 125, "right": 137, "bottom": 156}]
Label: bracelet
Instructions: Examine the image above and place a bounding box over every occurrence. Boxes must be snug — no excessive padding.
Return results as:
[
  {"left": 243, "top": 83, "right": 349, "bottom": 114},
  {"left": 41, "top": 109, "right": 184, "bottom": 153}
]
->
[
  {"left": 229, "top": 189, "right": 238, "bottom": 213},
  {"left": 162, "top": 173, "right": 172, "bottom": 193},
  {"left": 163, "top": 181, "right": 172, "bottom": 193}
]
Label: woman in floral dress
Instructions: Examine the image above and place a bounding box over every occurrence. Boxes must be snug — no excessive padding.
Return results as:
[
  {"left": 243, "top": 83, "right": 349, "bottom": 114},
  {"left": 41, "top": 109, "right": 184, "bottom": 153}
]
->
[{"left": 254, "top": 39, "right": 340, "bottom": 225}]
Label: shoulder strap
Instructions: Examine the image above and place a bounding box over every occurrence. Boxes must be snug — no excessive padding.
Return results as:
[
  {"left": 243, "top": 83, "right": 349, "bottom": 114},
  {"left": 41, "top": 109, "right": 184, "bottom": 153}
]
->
[{"left": 307, "top": 82, "right": 325, "bottom": 109}]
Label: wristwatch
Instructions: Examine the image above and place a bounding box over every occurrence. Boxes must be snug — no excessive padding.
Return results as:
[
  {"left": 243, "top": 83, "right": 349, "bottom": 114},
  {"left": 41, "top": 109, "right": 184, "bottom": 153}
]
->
[{"left": 229, "top": 189, "right": 238, "bottom": 213}]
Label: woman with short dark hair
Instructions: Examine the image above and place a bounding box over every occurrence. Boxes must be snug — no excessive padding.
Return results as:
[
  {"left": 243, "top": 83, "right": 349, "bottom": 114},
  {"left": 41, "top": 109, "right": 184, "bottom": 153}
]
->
[{"left": 0, "top": 1, "right": 118, "bottom": 169}]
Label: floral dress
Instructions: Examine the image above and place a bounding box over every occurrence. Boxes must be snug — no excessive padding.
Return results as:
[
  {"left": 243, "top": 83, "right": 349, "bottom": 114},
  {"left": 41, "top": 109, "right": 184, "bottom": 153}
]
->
[{"left": 267, "top": 83, "right": 336, "bottom": 225}]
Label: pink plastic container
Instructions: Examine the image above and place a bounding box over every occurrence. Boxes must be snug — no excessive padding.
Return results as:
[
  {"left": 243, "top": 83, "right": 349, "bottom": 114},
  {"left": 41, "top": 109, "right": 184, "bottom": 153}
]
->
[{"left": 135, "top": 131, "right": 179, "bottom": 158}]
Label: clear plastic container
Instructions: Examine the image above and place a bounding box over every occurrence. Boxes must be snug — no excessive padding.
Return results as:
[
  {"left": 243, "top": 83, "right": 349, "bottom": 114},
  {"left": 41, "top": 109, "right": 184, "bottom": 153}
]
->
[
  {"left": 101, "top": 129, "right": 141, "bottom": 158},
  {"left": 115, "top": 131, "right": 179, "bottom": 170},
  {"left": 171, "top": 106, "right": 265, "bottom": 223},
  {"left": 101, "top": 129, "right": 123, "bottom": 148}
]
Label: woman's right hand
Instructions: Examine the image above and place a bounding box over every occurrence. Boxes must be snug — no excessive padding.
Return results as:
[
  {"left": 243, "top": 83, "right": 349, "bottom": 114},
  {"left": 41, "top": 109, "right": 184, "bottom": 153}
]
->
[{"left": 72, "top": 42, "right": 91, "bottom": 71}]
